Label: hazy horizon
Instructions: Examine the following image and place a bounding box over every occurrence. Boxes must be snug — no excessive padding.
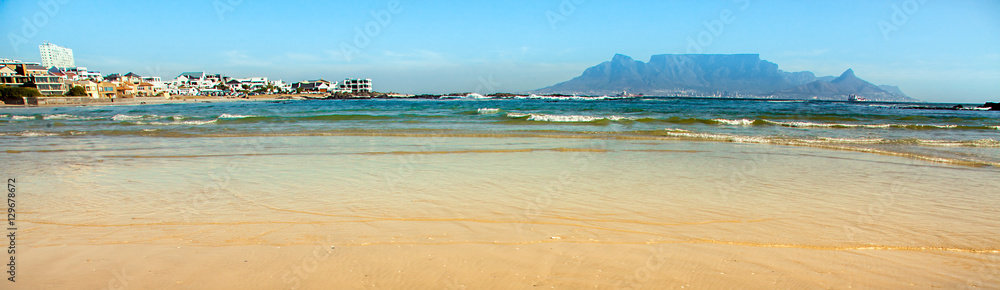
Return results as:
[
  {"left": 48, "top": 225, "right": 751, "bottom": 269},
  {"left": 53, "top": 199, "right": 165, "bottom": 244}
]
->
[{"left": 2, "top": 0, "right": 997, "bottom": 102}]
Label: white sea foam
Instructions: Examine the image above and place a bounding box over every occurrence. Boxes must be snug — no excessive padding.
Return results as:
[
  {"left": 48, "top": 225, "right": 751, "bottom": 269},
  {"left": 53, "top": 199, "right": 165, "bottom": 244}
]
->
[
  {"left": 528, "top": 114, "right": 604, "bottom": 122},
  {"left": 218, "top": 113, "right": 258, "bottom": 119},
  {"left": 11, "top": 115, "right": 36, "bottom": 120},
  {"left": 762, "top": 120, "right": 962, "bottom": 130},
  {"left": 42, "top": 114, "right": 100, "bottom": 121},
  {"left": 477, "top": 108, "right": 500, "bottom": 114},
  {"left": 16, "top": 131, "right": 58, "bottom": 137},
  {"left": 42, "top": 114, "right": 75, "bottom": 120},
  {"left": 659, "top": 130, "right": 769, "bottom": 143},
  {"left": 659, "top": 128, "right": 1000, "bottom": 149},
  {"left": 763, "top": 120, "right": 891, "bottom": 129},
  {"left": 147, "top": 119, "right": 218, "bottom": 126},
  {"left": 507, "top": 112, "right": 630, "bottom": 122},
  {"left": 799, "top": 137, "right": 886, "bottom": 144},
  {"left": 515, "top": 95, "right": 620, "bottom": 101},
  {"left": 913, "top": 139, "right": 1000, "bottom": 147},
  {"left": 112, "top": 114, "right": 160, "bottom": 121},
  {"left": 927, "top": 124, "right": 959, "bottom": 129},
  {"left": 712, "top": 118, "right": 756, "bottom": 126}
]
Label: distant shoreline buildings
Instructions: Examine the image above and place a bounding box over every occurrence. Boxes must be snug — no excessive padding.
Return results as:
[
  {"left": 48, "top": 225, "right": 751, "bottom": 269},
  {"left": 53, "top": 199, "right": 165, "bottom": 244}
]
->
[{"left": 1, "top": 43, "right": 374, "bottom": 102}]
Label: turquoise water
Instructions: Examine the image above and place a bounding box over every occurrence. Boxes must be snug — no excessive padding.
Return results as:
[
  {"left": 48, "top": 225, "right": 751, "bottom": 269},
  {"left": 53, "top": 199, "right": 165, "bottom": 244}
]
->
[{"left": 2, "top": 98, "right": 998, "bottom": 166}]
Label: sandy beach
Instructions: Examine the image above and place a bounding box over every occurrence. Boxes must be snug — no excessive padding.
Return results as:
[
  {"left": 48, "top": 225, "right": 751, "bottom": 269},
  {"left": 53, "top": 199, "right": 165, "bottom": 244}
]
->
[
  {"left": 11, "top": 135, "right": 1000, "bottom": 289},
  {"left": 3, "top": 98, "right": 999, "bottom": 289}
]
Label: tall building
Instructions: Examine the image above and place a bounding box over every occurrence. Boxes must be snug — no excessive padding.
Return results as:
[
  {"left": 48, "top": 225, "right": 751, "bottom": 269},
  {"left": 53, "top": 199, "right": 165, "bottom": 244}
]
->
[
  {"left": 38, "top": 42, "right": 75, "bottom": 69},
  {"left": 338, "top": 78, "right": 372, "bottom": 93}
]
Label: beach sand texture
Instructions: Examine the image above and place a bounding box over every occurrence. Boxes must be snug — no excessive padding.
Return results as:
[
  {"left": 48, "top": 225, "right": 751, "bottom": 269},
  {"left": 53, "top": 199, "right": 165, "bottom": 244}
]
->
[{"left": 10, "top": 135, "right": 1000, "bottom": 289}]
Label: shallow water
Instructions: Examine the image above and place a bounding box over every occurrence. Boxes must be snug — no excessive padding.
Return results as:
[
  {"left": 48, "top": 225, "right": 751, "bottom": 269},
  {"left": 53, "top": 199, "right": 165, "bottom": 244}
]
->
[{"left": 3, "top": 99, "right": 999, "bottom": 288}]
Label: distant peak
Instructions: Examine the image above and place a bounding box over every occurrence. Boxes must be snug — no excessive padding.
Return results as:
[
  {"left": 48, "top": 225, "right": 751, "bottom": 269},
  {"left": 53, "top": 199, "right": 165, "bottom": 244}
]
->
[
  {"left": 612, "top": 54, "right": 635, "bottom": 61},
  {"left": 839, "top": 69, "right": 856, "bottom": 78}
]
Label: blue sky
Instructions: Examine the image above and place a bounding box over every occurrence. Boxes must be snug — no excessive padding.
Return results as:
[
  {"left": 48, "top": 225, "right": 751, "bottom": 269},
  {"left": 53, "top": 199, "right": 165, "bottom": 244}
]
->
[{"left": 2, "top": 0, "right": 998, "bottom": 102}]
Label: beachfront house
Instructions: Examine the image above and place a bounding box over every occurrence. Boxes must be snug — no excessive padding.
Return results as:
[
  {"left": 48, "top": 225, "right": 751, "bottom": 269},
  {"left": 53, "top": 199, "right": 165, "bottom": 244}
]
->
[
  {"left": 173, "top": 72, "right": 218, "bottom": 88},
  {"left": 141, "top": 76, "right": 168, "bottom": 94},
  {"left": 115, "top": 84, "right": 136, "bottom": 97},
  {"left": 169, "top": 87, "right": 199, "bottom": 96},
  {"left": 222, "top": 77, "right": 270, "bottom": 93},
  {"left": 291, "top": 79, "right": 333, "bottom": 92},
  {"left": 137, "top": 82, "right": 155, "bottom": 96},
  {"left": 270, "top": 79, "right": 291, "bottom": 92},
  {"left": 104, "top": 73, "right": 122, "bottom": 83},
  {"left": 71, "top": 80, "right": 100, "bottom": 98},
  {"left": 224, "top": 79, "right": 243, "bottom": 92},
  {"left": 98, "top": 82, "right": 117, "bottom": 98},
  {"left": 338, "top": 78, "right": 372, "bottom": 93},
  {"left": 4, "top": 62, "right": 67, "bottom": 95},
  {"left": 236, "top": 77, "right": 268, "bottom": 91},
  {"left": 122, "top": 72, "right": 143, "bottom": 85},
  {"left": 66, "top": 67, "right": 103, "bottom": 82}
]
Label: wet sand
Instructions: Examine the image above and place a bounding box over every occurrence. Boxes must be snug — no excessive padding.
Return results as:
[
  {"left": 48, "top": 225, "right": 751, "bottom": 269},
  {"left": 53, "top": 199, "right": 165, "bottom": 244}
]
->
[
  {"left": 22, "top": 243, "right": 999, "bottom": 289},
  {"left": 11, "top": 137, "right": 1000, "bottom": 288}
]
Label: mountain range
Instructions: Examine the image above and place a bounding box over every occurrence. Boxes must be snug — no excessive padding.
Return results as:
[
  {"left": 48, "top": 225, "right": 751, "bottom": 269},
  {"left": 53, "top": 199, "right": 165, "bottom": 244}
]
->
[{"left": 532, "top": 54, "right": 918, "bottom": 102}]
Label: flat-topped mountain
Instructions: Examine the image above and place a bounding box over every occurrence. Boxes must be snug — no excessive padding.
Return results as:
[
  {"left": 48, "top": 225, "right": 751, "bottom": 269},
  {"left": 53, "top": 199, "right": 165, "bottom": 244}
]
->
[{"left": 532, "top": 54, "right": 917, "bottom": 101}]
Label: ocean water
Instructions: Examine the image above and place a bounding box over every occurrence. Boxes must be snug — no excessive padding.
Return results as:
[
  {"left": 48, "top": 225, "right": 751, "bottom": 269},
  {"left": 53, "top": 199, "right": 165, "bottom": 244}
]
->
[
  {"left": 3, "top": 98, "right": 999, "bottom": 288},
  {"left": 2, "top": 98, "right": 999, "bottom": 161}
]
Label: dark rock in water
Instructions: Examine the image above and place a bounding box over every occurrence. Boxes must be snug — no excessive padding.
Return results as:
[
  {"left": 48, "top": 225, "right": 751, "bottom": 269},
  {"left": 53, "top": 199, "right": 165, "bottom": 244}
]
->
[{"left": 984, "top": 102, "right": 1000, "bottom": 111}]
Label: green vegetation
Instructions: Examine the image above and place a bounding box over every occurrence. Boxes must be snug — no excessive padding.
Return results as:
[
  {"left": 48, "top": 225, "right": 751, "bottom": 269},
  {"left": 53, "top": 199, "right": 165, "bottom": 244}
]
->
[
  {"left": 0, "top": 85, "right": 43, "bottom": 105},
  {"left": 65, "top": 86, "right": 88, "bottom": 96}
]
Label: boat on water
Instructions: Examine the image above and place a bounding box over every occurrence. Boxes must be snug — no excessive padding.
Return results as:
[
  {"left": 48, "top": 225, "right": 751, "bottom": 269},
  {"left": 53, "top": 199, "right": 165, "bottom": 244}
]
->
[
  {"left": 610, "top": 90, "right": 644, "bottom": 99},
  {"left": 847, "top": 94, "right": 867, "bottom": 102}
]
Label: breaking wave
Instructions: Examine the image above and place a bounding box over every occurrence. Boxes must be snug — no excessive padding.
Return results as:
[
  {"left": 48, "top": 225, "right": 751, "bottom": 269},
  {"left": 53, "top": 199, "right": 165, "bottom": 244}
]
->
[
  {"left": 477, "top": 108, "right": 501, "bottom": 115},
  {"left": 111, "top": 114, "right": 162, "bottom": 121},
  {"left": 505, "top": 112, "right": 631, "bottom": 123}
]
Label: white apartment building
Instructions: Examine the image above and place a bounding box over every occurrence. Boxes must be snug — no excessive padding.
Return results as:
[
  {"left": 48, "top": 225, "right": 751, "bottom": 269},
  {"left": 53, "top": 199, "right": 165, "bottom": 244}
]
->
[
  {"left": 141, "top": 76, "right": 169, "bottom": 92},
  {"left": 237, "top": 77, "right": 268, "bottom": 91},
  {"left": 39, "top": 42, "right": 75, "bottom": 69},
  {"left": 338, "top": 78, "right": 372, "bottom": 93}
]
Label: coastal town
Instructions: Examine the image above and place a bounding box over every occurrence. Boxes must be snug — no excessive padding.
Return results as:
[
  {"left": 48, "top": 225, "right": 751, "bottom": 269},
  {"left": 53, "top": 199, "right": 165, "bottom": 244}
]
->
[{"left": 2, "top": 42, "right": 380, "bottom": 105}]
